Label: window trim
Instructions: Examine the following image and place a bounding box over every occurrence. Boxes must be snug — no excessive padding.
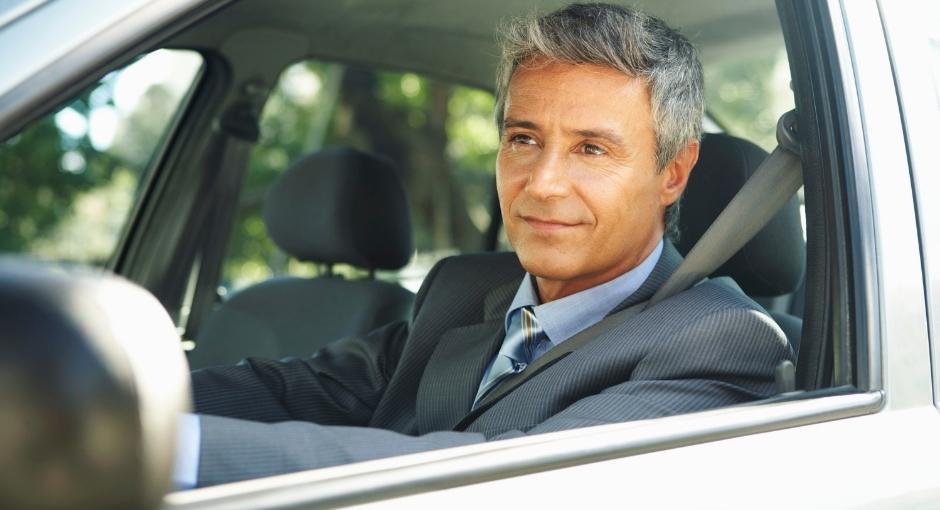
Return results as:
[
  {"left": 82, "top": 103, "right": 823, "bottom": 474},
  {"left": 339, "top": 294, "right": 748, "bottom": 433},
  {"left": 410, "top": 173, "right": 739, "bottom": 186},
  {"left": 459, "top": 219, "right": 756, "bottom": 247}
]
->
[
  {"left": 775, "top": 0, "right": 881, "bottom": 393},
  {"left": 113, "top": 49, "right": 234, "bottom": 313},
  {"left": 821, "top": 0, "right": 883, "bottom": 392},
  {"left": 108, "top": 48, "right": 208, "bottom": 270}
]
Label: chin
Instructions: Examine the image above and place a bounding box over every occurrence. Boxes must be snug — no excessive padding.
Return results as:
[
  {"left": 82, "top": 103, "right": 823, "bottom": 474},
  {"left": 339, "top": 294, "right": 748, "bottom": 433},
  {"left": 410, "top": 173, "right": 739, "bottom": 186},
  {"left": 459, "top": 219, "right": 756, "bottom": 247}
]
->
[{"left": 514, "top": 249, "right": 581, "bottom": 281}]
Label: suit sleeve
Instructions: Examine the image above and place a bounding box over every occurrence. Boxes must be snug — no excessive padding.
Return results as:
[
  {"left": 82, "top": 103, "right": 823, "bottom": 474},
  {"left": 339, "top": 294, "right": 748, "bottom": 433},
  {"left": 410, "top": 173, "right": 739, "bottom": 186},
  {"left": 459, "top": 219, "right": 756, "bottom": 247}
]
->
[
  {"left": 196, "top": 414, "right": 486, "bottom": 486},
  {"left": 193, "top": 304, "right": 790, "bottom": 487},
  {"left": 191, "top": 320, "right": 409, "bottom": 425}
]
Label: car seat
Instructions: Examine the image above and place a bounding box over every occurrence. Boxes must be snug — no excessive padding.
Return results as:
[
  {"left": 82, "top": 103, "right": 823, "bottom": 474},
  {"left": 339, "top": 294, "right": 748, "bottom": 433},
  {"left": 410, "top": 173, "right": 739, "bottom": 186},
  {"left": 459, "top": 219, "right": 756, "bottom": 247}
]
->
[
  {"left": 678, "top": 133, "right": 806, "bottom": 356},
  {"left": 188, "top": 146, "right": 415, "bottom": 369}
]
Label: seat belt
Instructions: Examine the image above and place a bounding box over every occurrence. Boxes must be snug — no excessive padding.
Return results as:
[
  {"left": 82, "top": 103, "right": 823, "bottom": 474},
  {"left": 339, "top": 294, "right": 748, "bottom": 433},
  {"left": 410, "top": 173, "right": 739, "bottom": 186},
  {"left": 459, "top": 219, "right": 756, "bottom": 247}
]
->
[
  {"left": 648, "top": 110, "right": 803, "bottom": 307},
  {"left": 461, "top": 111, "right": 804, "bottom": 424},
  {"left": 182, "top": 99, "right": 260, "bottom": 342}
]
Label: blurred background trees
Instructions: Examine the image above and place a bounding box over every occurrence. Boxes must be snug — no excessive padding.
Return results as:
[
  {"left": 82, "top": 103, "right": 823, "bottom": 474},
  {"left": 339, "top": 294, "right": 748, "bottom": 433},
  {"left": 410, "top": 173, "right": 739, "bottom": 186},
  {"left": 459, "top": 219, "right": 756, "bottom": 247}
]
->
[{"left": 0, "top": 49, "right": 203, "bottom": 264}]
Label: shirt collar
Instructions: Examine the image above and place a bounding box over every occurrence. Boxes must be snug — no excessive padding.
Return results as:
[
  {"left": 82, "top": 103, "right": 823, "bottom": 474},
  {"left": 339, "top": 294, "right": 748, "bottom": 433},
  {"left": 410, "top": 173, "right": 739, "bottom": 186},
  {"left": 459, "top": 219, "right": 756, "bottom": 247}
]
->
[{"left": 504, "top": 239, "right": 664, "bottom": 347}]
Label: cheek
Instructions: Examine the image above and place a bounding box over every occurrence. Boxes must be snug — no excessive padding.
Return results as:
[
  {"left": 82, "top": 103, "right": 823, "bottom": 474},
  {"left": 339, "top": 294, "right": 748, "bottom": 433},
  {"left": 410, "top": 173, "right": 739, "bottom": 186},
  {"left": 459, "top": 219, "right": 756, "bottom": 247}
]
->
[
  {"left": 495, "top": 156, "right": 521, "bottom": 214},
  {"left": 579, "top": 176, "right": 657, "bottom": 228}
]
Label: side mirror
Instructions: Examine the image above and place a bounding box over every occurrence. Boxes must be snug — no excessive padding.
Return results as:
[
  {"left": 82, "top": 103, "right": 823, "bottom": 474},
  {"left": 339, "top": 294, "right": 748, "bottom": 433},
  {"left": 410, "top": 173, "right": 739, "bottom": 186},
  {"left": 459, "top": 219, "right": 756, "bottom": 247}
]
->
[{"left": 0, "top": 260, "right": 191, "bottom": 510}]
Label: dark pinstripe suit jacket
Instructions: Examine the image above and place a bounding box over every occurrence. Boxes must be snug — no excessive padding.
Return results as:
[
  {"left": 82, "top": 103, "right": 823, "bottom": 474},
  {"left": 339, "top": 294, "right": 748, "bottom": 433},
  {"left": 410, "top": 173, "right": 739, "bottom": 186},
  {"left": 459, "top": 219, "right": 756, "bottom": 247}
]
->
[{"left": 191, "top": 242, "right": 792, "bottom": 486}]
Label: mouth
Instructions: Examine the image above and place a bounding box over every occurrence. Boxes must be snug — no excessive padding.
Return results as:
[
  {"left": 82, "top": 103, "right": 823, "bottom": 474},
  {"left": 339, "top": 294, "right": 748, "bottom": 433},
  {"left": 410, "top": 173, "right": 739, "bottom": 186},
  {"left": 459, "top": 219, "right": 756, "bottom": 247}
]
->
[{"left": 520, "top": 215, "right": 581, "bottom": 232}]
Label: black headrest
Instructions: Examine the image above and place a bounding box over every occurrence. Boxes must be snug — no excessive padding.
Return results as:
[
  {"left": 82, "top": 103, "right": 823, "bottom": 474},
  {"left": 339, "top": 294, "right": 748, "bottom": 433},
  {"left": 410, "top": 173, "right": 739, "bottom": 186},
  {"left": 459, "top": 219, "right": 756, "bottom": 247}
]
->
[
  {"left": 263, "top": 147, "right": 413, "bottom": 270},
  {"left": 677, "top": 133, "right": 805, "bottom": 297}
]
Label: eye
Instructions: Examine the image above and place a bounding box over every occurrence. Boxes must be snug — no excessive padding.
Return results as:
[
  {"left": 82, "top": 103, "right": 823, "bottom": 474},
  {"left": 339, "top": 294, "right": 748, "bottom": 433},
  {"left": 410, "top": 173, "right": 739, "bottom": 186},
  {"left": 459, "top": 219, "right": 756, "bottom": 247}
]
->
[
  {"left": 508, "top": 133, "right": 537, "bottom": 146},
  {"left": 582, "top": 143, "right": 607, "bottom": 156}
]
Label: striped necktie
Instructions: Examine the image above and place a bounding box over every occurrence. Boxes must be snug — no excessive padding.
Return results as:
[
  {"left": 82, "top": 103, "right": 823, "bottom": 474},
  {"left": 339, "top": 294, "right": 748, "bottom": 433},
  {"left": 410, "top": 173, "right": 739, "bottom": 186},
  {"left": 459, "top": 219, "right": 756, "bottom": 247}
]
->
[{"left": 473, "top": 306, "right": 548, "bottom": 408}]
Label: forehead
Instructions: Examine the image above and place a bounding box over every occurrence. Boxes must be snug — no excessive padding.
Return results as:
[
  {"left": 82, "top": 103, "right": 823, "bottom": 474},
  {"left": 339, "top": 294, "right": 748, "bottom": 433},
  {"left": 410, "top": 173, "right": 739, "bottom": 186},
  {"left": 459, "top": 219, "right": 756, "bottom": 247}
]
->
[{"left": 504, "top": 59, "right": 653, "bottom": 129}]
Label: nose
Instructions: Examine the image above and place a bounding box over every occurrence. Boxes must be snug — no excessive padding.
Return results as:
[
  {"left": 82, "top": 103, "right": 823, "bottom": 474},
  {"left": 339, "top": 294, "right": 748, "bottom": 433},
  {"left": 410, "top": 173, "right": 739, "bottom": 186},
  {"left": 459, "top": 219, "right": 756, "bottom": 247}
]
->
[{"left": 525, "top": 149, "right": 570, "bottom": 200}]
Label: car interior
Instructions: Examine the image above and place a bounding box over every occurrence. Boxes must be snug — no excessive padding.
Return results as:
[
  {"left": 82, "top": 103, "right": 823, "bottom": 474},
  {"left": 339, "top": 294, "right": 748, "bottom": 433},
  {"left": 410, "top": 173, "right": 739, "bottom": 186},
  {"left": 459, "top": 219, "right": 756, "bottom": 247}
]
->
[
  {"left": 168, "top": 0, "right": 807, "bottom": 365},
  {"left": 189, "top": 146, "right": 416, "bottom": 367},
  {"left": 186, "top": 130, "right": 807, "bottom": 368},
  {"left": 0, "top": 0, "right": 870, "bottom": 494}
]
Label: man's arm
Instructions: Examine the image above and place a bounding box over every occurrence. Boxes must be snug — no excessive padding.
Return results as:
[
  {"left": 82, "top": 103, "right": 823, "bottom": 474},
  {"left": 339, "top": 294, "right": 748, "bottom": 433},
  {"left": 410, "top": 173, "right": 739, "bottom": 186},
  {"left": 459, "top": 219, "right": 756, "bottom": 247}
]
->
[
  {"left": 191, "top": 320, "right": 410, "bottom": 425},
  {"left": 196, "top": 414, "right": 486, "bottom": 486},
  {"left": 193, "top": 304, "right": 790, "bottom": 487}
]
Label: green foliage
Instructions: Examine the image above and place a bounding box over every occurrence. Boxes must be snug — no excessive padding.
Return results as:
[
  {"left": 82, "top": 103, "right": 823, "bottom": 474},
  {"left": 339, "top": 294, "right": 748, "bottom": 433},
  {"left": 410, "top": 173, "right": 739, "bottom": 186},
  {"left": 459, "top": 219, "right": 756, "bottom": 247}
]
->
[
  {"left": 0, "top": 118, "right": 84, "bottom": 252},
  {"left": 0, "top": 49, "right": 202, "bottom": 264},
  {"left": 0, "top": 91, "right": 126, "bottom": 260}
]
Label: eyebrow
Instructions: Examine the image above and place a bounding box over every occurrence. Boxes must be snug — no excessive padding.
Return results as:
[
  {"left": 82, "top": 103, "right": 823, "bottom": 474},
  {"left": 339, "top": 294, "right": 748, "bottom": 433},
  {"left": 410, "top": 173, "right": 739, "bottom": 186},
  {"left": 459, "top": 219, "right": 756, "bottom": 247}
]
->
[
  {"left": 572, "top": 128, "right": 625, "bottom": 146},
  {"left": 503, "top": 118, "right": 537, "bottom": 130},
  {"left": 502, "top": 118, "right": 626, "bottom": 146}
]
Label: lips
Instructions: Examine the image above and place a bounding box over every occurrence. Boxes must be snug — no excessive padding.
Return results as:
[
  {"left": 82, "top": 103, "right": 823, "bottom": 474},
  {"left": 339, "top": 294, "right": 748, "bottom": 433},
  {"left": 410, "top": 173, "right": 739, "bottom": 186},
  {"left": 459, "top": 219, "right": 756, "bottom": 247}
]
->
[{"left": 520, "top": 215, "right": 580, "bottom": 231}]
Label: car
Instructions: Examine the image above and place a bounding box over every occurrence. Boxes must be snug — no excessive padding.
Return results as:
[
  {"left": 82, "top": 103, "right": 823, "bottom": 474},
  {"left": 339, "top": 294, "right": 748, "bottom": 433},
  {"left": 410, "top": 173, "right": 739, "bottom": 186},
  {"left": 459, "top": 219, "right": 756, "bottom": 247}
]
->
[{"left": 1, "top": 0, "right": 939, "bottom": 508}]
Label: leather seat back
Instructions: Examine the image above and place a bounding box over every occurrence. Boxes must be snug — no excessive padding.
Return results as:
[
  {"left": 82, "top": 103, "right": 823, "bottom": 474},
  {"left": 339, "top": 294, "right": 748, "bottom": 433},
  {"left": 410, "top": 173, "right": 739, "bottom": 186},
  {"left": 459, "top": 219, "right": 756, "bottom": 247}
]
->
[
  {"left": 189, "top": 147, "right": 415, "bottom": 368},
  {"left": 679, "top": 133, "right": 806, "bottom": 355}
]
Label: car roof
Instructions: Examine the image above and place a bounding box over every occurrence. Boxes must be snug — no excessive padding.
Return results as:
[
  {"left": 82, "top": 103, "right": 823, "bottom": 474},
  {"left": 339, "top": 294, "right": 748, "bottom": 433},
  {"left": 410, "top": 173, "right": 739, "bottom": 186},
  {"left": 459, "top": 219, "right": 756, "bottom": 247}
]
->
[{"left": 170, "top": 0, "right": 785, "bottom": 90}]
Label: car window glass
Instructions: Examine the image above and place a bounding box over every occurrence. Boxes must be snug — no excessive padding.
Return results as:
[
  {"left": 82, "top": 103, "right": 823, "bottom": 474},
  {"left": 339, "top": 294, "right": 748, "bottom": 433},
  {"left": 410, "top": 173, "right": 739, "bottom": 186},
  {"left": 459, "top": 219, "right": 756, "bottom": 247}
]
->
[
  {"left": 0, "top": 49, "right": 203, "bottom": 265},
  {"left": 704, "top": 49, "right": 794, "bottom": 151},
  {"left": 222, "top": 61, "right": 498, "bottom": 294}
]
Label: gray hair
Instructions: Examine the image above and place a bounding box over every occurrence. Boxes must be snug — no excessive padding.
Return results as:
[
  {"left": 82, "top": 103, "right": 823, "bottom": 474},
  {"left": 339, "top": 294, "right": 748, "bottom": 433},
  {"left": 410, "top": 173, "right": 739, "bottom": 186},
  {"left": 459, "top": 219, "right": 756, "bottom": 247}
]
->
[{"left": 495, "top": 3, "right": 705, "bottom": 240}]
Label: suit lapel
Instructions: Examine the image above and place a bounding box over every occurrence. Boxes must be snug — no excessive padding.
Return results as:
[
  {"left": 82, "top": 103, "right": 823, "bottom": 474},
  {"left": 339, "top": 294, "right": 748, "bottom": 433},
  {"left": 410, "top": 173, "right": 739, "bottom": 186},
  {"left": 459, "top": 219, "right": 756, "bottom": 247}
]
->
[
  {"left": 483, "top": 280, "right": 520, "bottom": 319},
  {"left": 415, "top": 278, "right": 519, "bottom": 433}
]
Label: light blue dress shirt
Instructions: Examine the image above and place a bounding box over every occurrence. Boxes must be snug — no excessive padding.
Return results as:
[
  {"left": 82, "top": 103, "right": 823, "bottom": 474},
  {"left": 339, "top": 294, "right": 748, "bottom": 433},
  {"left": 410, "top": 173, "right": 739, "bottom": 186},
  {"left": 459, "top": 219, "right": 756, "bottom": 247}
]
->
[
  {"left": 174, "top": 413, "right": 201, "bottom": 489},
  {"left": 175, "top": 239, "right": 664, "bottom": 489}
]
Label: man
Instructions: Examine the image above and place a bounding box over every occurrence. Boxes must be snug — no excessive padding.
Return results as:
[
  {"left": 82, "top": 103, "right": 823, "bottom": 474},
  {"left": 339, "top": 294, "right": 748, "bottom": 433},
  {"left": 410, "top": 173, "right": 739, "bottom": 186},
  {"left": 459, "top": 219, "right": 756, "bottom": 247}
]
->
[{"left": 180, "top": 3, "right": 792, "bottom": 487}]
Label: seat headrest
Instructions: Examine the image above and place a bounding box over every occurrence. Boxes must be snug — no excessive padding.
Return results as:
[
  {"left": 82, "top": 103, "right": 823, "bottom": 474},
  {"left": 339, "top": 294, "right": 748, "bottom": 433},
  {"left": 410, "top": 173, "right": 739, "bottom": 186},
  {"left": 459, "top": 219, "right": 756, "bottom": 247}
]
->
[
  {"left": 263, "top": 147, "right": 413, "bottom": 270},
  {"left": 678, "top": 133, "right": 805, "bottom": 297}
]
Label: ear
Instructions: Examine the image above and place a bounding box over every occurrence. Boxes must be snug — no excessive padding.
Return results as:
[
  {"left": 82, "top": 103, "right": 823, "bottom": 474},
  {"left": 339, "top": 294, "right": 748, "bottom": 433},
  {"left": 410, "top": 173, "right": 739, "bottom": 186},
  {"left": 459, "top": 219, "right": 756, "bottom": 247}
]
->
[{"left": 660, "top": 139, "right": 700, "bottom": 207}]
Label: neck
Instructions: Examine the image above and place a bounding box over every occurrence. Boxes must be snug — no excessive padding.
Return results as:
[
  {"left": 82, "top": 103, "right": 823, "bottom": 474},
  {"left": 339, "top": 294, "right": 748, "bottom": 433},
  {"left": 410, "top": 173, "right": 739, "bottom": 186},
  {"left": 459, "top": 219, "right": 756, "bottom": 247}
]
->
[{"left": 534, "top": 236, "right": 662, "bottom": 303}]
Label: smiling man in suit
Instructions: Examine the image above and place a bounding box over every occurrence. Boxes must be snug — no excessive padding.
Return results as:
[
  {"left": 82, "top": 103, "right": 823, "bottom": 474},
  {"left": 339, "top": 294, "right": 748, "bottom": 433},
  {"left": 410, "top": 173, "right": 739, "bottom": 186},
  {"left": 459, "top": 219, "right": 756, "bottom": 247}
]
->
[{"left": 180, "top": 3, "right": 792, "bottom": 487}]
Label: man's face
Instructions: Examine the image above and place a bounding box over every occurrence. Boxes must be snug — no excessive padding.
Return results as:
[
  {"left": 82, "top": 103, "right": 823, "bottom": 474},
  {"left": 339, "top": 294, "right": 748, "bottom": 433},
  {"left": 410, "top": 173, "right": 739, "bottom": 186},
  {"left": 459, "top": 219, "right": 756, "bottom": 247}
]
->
[{"left": 497, "top": 59, "right": 695, "bottom": 302}]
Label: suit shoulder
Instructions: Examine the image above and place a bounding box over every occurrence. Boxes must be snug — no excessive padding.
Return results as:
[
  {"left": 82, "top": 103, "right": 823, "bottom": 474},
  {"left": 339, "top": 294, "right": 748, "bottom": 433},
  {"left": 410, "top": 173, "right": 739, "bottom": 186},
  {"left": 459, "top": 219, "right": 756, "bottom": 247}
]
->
[
  {"left": 634, "top": 280, "right": 792, "bottom": 381},
  {"left": 668, "top": 276, "right": 769, "bottom": 317},
  {"left": 424, "top": 252, "right": 524, "bottom": 294},
  {"left": 642, "top": 277, "right": 791, "bottom": 359},
  {"left": 411, "top": 251, "right": 524, "bottom": 323}
]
